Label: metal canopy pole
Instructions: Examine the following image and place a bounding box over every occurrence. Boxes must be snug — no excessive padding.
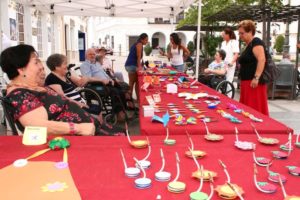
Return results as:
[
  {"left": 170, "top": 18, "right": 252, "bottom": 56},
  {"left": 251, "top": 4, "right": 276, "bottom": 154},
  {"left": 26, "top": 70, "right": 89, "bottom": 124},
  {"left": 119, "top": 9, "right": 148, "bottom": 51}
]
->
[
  {"left": 195, "top": 0, "right": 202, "bottom": 79},
  {"left": 0, "top": 1, "right": 3, "bottom": 52},
  {"left": 294, "top": 13, "right": 300, "bottom": 99}
]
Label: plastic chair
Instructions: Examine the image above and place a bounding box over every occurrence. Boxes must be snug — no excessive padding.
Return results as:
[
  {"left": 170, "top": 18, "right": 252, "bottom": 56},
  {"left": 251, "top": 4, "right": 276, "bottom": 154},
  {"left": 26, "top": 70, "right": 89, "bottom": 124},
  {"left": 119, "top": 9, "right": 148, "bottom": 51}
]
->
[{"left": 271, "top": 63, "right": 295, "bottom": 100}]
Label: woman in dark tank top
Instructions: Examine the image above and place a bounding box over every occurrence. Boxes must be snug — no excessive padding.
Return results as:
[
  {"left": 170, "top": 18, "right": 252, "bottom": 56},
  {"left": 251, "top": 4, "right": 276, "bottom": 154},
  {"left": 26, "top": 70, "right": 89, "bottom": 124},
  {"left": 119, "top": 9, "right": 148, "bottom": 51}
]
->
[{"left": 125, "top": 33, "right": 148, "bottom": 103}]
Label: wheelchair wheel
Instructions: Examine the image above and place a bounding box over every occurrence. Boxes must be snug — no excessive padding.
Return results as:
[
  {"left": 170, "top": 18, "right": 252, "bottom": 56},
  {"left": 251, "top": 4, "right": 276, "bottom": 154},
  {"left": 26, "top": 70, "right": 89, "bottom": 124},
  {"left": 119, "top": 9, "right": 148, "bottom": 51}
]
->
[
  {"left": 104, "top": 114, "right": 117, "bottom": 126},
  {"left": 215, "top": 80, "right": 235, "bottom": 99},
  {"left": 77, "top": 88, "right": 103, "bottom": 115}
]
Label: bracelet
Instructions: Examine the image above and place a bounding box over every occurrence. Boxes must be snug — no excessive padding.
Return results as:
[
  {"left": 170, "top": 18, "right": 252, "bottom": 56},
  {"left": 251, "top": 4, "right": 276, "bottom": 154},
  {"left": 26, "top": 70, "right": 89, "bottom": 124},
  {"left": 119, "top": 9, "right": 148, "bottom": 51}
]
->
[{"left": 68, "top": 122, "right": 76, "bottom": 135}]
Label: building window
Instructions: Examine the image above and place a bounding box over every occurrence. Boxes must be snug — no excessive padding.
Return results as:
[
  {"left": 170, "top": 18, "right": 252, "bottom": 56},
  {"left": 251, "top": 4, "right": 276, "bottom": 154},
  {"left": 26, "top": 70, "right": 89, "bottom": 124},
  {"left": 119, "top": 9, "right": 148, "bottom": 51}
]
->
[
  {"left": 111, "top": 36, "right": 114, "bottom": 49},
  {"left": 36, "top": 11, "right": 43, "bottom": 58},
  {"left": 16, "top": 3, "right": 24, "bottom": 44}
]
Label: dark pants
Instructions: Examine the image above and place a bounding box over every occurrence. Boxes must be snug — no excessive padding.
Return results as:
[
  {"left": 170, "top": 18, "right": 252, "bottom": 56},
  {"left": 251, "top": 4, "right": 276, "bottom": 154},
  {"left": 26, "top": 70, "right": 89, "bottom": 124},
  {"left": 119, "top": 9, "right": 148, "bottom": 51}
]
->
[
  {"left": 86, "top": 83, "right": 127, "bottom": 114},
  {"left": 198, "top": 75, "right": 225, "bottom": 88}
]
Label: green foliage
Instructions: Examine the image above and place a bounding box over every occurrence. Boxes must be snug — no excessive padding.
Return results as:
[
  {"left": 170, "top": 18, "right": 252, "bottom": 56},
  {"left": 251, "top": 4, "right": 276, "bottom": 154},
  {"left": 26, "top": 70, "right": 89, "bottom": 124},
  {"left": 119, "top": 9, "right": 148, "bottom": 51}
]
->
[
  {"left": 177, "top": 6, "right": 198, "bottom": 27},
  {"left": 144, "top": 43, "right": 152, "bottom": 56},
  {"left": 274, "top": 34, "right": 285, "bottom": 53},
  {"left": 177, "top": 0, "right": 284, "bottom": 28},
  {"left": 203, "top": 35, "right": 223, "bottom": 58},
  {"left": 187, "top": 41, "right": 195, "bottom": 55}
]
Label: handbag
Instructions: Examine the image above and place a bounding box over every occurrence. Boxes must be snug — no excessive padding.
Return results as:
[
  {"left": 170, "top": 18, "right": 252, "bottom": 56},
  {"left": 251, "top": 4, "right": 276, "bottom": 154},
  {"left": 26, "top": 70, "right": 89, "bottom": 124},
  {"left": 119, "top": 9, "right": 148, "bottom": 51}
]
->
[
  {"left": 249, "top": 39, "right": 281, "bottom": 84},
  {"left": 259, "top": 51, "right": 281, "bottom": 84}
]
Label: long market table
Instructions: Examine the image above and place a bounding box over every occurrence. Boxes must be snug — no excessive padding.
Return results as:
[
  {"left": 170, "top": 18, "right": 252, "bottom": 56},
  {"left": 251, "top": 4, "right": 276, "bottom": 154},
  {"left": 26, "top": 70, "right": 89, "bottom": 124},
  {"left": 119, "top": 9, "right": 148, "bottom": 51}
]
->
[
  {"left": 138, "top": 72, "right": 290, "bottom": 135},
  {"left": 0, "top": 135, "right": 299, "bottom": 199}
]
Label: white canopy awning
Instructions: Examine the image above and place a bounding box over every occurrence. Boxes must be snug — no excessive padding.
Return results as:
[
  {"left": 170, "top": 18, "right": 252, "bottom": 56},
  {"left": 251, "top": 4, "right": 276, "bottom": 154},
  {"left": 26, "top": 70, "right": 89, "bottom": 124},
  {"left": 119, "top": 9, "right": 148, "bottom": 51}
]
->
[{"left": 16, "top": 0, "right": 194, "bottom": 18}]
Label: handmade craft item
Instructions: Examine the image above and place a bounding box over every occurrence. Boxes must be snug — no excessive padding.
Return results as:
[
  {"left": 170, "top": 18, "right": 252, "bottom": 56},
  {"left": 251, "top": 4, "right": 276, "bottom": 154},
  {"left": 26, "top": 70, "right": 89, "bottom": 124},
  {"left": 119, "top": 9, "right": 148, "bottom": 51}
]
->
[
  {"left": 174, "top": 114, "right": 187, "bottom": 125},
  {"left": 251, "top": 123, "right": 279, "bottom": 145},
  {"left": 126, "top": 123, "right": 148, "bottom": 148},
  {"left": 286, "top": 166, "right": 300, "bottom": 176},
  {"left": 22, "top": 126, "right": 47, "bottom": 145},
  {"left": 178, "top": 92, "right": 208, "bottom": 100},
  {"left": 155, "top": 149, "right": 171, "bottom": 182},
  {"left": 295, "top": 133, "right": 300, "bottom": 148},
  {"left": 278, "top": 176, "right": 300, "bottom": 200},
  {"left": 215, "top": 160, "right": 244, "bottom": 200},
  {"left": 189, "top": 147, "right": 217, "bottom": 181},
  {"left": 120, "top": 149, "right": 140, "bottom": 178},
  {"left": 133, "top": 157, "right": 152, "bottom": 189},
  {"left": 203, "top": 120, "right": 224, "bottom": 142},
  {"left": 253, "top": 163, "right": 277, "bottom": 193},
  {"left": 272, "top": 150, "right": 289, "bottom": 159},
  {"left": 189, "top": 164, "right": 214, "bottom": 200},
  {"left": 227, "top": 103, "right": 263, "bottom": 122},
  {"left": 234, "top": 127, "right": 254, "bottom": 150},
  {"left": 0, "top": 137, "right": 81, "bottom": 200},
  {"left": 252, "top": 145, "right": 272, "bottom": 167},
  {"left": 185, "top": 133, "right": 206, "bottom": 159},
  {"left": 164, "top": 128, "right": 176, "bottom": 145},
  {"left": 178, "top": 76, "right": 189, "bottom": 83},
  {"left": 280, "top": 131, "right": 293, "bottom": 152},
  {"left": 153, "top": 93, "right": 161, "bottom": 103},
  {"left": 167, "top": 153, "right": 186, "bottom": 193},
  {"left": 152, "top": 112, "right": 170, "bottom": 127},
  {"left": 206, "top": 95, "right": 220, "bottom": 100},
  {"left": 166, "top": 83, "right": 178, "bottom": 94},
  {"left": 217, "top": 110, "right": 242, "bottom": 123},
  {"left": 135, "top": 139, "right": 151, "bottom": 169},
  {"left": 187, "top": 117, "right": 197, "bottom": 125},
  {"left": 266, "top": 162, "right": 287, "bottom": 183}
]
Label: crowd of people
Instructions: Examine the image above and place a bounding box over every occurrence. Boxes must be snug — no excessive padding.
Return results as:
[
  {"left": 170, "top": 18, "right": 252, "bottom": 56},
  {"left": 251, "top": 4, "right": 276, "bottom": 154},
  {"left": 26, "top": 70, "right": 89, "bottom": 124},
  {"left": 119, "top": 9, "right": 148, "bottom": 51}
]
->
[{"left": 1, "top": 19, "right": 295, "bottom": 135}]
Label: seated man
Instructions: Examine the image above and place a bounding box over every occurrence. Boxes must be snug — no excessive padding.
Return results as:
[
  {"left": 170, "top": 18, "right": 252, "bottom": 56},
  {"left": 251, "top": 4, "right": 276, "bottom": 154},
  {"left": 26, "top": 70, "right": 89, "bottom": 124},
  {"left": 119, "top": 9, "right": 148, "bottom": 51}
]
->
[
  {"left": 198, "top": 50, "right": 226, "bottom": 88},
  {"left": 96, "top": 47, "right": 124, "bottom": 82},
  {"left": 80, "top": 48, "right": 127, "bottom": 120}
]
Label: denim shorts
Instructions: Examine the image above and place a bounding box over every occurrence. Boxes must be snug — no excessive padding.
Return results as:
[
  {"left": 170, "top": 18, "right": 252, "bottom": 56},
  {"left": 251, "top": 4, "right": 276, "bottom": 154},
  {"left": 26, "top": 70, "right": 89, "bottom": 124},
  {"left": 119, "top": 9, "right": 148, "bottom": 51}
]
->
[
  {"left": 125, "top": 65, "right": 137, "bottom": 73},
  {"left": 172, "top": 64, "right": 184, "bottom": 72}
]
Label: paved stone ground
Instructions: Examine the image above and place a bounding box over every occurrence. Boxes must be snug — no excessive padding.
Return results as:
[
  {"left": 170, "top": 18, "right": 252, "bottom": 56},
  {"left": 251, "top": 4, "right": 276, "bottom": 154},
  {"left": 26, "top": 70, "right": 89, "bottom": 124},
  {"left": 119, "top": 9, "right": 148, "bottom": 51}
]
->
[{"left": 1, "top": 55, "right": 299, "bottom": 135}]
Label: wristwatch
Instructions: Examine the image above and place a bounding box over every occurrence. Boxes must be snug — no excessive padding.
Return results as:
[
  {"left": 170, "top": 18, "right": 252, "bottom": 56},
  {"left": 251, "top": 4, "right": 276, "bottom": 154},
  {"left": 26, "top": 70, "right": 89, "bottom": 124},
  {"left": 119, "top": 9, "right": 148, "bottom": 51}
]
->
[{"left": 253, "top": 75, "right": 260, "bottom": 80}]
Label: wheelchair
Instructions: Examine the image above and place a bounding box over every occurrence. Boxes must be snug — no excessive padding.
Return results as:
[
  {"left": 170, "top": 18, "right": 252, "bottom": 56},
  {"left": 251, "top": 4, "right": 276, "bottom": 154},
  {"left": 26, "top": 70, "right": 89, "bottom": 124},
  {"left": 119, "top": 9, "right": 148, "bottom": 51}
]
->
[
  {"left": 67, "top": 64, "right": 137, "bottom": 126},
  {"left": 198, "top": 74, "right": 235, "bottom": 99}
]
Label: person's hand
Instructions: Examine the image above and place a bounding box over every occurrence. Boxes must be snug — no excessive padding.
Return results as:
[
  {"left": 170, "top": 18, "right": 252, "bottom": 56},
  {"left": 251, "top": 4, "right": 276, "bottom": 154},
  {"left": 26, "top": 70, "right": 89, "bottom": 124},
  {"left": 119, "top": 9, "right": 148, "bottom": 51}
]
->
[
  {"left": 78, "top": 77, "right": 89, "bottom": 87},
  {"left": 78, "top": 102, "right": 89, "bottom": 109},
  {"left": 159, "top": 49, "right": 164, "bottom": 56},
  {"left": 250, "top": 79, "right": 259, "bottom": 88},
  {"left": 297, "top": 43, "right": 300, "bottom": 49},
  {"left": 204, "top": 68, "right": 210, "bottom": 74},
  {"left": 76, "top": 123, "right": 95, "bottom": 136},
  {"left": 102, "top": 79, "right": 110, "bottom": 85},
  {"left": 110, "top": 80, "right": 115, "bottom": 86}
]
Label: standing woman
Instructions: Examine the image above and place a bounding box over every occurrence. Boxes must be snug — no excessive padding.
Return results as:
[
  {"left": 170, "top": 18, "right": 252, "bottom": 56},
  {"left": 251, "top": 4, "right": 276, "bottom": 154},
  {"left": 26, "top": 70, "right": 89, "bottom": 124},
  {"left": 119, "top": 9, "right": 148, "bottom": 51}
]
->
[
  {"left": 167, "top": 33, "right": 190, "bottom": 72},
  {"left": 238, "top": 20, "right": 269, "bottom": 116},
  {"left": 221, "top": 27, "right": 240, "bottom": 83},
  {"left": 125, "top": 33, "right": 148, "bottom": 103}
]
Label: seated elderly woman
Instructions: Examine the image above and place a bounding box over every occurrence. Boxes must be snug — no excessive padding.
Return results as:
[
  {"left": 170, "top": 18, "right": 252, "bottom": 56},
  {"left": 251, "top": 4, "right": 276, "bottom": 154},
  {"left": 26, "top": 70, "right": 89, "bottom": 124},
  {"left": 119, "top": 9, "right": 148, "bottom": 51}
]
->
[
  {"left": 45, "top": 53, "right": 104, "bottom": 123},
  {"left": 0, "top": 44, "right": 124, "bottom": 136},
  {"left": 198, "top": 49, "right": 227, "bottom": 88}
]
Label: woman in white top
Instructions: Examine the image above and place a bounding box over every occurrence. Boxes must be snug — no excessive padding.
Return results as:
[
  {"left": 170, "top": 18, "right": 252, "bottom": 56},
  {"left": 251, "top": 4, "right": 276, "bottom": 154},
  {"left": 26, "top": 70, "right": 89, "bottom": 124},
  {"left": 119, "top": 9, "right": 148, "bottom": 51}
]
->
[
  {"left": 221, "top": 28, "right": 240, "bottom": 83},
  {"left": 166, "top": 33, "right": 190, "bottom": 72}
]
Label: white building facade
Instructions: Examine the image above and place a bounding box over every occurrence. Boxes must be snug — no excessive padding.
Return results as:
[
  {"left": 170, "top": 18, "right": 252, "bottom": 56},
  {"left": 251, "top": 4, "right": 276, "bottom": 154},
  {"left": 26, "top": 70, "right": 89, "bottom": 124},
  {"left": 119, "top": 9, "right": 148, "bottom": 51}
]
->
[
  {"left": 88, "top": 17, "right": 196, "bottom": 56},
  {"left": 0, "top": 0, "right": 88, "bottom": 65}
]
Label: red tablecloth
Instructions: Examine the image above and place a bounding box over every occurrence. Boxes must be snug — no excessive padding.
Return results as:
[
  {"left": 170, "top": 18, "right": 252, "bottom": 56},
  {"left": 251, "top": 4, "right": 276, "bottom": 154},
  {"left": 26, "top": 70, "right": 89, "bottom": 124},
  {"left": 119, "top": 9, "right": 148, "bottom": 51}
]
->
[
  {"left": 0, "top": 135, "right": 299, "bottom": 200},
  {"left": 138, "top": 75, "right": 290, "bottom": 135}
]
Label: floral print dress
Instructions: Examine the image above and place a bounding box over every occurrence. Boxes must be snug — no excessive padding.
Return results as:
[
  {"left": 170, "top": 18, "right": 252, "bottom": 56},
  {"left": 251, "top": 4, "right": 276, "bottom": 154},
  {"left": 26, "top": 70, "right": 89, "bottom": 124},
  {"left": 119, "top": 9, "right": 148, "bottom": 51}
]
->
[{"left": 6, "top": 88, "right": 124, "bottom": 136}]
